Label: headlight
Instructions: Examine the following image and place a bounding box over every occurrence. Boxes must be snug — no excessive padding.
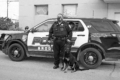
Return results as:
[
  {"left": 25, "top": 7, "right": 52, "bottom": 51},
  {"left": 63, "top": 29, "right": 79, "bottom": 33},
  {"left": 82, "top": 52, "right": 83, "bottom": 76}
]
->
[
  {"left": 22, "top": 35, "right": 27, "bottom": 42},
  {"left": 4, "top": 35, "right": 10, "bottom": 40}
]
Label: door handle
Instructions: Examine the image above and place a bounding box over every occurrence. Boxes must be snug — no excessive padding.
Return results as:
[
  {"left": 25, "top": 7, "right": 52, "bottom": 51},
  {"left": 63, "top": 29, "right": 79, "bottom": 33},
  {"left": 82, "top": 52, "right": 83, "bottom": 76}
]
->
[
  {"left": 77, "top": 35, "right": 85, "bottom": 36},
  {"left": 46, "top": 35, "right": 49, "bottom": 36}
]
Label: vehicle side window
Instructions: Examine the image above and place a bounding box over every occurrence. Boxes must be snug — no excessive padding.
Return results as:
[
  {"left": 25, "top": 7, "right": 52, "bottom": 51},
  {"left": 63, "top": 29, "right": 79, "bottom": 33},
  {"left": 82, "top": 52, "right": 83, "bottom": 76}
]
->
[
  {"left": 72, "top": 22, "right": 78, "bottom": 31},
  {"left": 35, "top": 21, "right": 54, "bottom": 32},
  {"left": 68, "top": 21, "right": 84, "bottom": 31},
  {"left": 84, "top": 21, "right": 97, "bottom": 32},
  {"left": 77, "top": 22, "right": 84, "bottom": 31},
  {"left": 91, "top": 21, "right": 115, "bottom": 32}
]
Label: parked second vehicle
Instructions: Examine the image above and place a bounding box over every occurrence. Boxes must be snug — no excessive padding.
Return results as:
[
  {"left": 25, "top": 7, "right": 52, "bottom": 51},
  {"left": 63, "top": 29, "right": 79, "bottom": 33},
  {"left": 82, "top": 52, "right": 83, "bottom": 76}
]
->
[{"left": 1, "top": 17, "right": 120, "bottom": 69}]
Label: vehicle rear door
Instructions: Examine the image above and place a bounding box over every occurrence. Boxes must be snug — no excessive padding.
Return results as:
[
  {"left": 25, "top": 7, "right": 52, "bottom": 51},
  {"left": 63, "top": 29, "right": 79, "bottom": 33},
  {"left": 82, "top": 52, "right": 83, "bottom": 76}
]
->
[{"left": 66, "top": 19, "right": 89, "bottom": 52}]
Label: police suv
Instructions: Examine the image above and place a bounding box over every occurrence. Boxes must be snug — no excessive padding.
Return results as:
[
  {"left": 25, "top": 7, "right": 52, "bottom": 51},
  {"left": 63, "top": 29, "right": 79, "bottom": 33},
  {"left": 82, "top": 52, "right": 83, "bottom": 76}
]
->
[{"left": 1, "top": 18, "right": 120, "bottom": 69}]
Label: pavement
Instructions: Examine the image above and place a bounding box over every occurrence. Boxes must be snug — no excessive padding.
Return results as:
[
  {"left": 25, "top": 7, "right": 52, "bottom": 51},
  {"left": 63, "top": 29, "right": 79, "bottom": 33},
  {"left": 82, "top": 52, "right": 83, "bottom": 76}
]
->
[{"left": 0, "top": 51, "right": 120, "bottom": 80}]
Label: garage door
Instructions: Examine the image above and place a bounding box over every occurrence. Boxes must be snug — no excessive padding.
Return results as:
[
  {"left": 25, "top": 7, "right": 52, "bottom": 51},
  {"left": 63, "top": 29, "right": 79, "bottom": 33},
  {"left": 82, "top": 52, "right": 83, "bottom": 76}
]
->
[{"left": 115, "top": 12, "right": 120, "bottom": 26}]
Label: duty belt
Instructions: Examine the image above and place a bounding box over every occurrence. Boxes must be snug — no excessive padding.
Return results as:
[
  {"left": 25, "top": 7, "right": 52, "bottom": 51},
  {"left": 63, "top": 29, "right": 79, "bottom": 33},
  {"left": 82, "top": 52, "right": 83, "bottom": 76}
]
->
[{"left": 55, "top": 37, "right": 66, "bottom": 40}]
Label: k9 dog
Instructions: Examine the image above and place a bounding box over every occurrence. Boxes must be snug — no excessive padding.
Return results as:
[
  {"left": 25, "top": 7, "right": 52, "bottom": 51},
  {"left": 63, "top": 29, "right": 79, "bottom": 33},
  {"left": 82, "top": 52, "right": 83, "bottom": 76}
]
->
[{"left": 61, "top": 42, "right": 79, "bottom": 73}]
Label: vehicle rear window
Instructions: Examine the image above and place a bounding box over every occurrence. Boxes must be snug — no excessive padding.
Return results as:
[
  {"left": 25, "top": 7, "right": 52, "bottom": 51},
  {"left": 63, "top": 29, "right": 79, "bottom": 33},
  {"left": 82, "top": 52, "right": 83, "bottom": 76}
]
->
[
  {"left": 83, "top": 21, "right": 97, "bottom": 32},
  {"left": 67, "top": 21, "right": 84, "bottom": 31},
  {"left": 91, "top": 21, "right": 115, "bottom": 32},
  {"left": 111, "top": 21, "right": 120, "bottom": 32}
]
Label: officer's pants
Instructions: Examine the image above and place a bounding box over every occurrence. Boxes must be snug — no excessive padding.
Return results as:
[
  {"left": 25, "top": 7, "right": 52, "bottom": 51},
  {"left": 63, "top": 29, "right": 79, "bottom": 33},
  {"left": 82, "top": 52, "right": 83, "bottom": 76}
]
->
[{"left": 53, "top": 39, "right": 65, "bottom": 66}]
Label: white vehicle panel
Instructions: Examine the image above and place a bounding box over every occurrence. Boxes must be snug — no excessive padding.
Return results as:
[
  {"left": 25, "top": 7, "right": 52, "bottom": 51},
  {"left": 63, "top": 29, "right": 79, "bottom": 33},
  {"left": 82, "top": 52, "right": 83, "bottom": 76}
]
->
[
  {"left": 27, "top": 32, "right": 49, "bottom": 46},
  {"left": 27, "top": 19, "right": 89, "bottom": 52},
  {"left": 72, "top": 20, "right": 89, "bottom": 47}
]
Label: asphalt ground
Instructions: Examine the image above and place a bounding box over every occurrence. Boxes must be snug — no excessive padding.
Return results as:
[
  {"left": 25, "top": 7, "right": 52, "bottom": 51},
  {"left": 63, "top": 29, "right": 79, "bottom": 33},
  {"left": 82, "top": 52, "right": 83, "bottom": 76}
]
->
[{"left": 0, "top": 51, "right": 120, "bottom": 80}]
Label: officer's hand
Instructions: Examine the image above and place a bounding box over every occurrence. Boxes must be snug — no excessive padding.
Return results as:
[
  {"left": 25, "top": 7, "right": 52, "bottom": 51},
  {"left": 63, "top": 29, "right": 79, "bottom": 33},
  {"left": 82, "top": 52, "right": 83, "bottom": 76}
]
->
[
  {"left": 67, "top": 39, "right": 71, "bottom": 42},
  {"left": 48, "top": 40, "right": 51, "bottom": 44}
]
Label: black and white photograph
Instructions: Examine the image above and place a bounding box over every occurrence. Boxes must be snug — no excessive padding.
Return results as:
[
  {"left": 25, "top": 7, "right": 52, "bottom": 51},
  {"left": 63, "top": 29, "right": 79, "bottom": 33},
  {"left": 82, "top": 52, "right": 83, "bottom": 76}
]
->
[{"left": 0, "top": 0, "right": 120, "bottom": 80}]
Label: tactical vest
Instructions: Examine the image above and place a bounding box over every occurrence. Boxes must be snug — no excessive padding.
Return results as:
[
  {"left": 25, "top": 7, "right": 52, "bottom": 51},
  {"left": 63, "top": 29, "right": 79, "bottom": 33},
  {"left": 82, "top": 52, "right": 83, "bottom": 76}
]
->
[{"left": 53, "top": 22, "right": 67, "bottom": 37}]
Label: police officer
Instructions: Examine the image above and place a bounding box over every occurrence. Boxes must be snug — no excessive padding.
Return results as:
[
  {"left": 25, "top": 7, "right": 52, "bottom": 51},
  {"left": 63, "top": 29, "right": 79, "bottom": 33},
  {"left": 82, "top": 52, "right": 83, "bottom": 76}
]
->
[{"left": 48, "top": 13, "right": 72, "bottom": 69}]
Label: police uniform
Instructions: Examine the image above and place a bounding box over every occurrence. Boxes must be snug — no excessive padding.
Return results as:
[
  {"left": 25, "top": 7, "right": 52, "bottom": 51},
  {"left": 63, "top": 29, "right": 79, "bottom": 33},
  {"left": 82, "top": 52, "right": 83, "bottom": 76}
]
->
[{"left": 48, "top": 21, "right": 72, "bottom": 67}]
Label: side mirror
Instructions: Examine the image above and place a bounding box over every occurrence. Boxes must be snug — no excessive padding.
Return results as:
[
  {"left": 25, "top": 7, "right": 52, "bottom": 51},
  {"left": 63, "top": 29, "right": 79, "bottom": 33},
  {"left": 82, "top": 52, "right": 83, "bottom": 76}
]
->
[{"left": 30, "top": 28, "right": 36, "bottom": 33}]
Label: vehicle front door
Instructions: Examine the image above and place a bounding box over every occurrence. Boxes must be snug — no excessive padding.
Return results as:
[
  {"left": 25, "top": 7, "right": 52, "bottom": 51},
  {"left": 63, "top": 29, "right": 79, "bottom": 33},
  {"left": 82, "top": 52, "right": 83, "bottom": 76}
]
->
[{"left": 27, "top": 20, "right": 55, "bottom": 57}]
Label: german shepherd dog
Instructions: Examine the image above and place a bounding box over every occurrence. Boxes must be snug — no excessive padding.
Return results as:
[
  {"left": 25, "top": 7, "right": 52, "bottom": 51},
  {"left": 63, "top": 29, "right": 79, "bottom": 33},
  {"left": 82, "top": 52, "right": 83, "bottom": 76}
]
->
[{"left": 61, "top": 42, "right": 79, "bottom": 73}]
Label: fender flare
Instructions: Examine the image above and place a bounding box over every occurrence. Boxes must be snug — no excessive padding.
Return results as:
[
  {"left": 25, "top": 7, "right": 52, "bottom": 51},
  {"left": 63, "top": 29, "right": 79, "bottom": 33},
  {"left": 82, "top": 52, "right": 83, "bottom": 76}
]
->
[
  {"left": 6, "top": 39, "right": 29, "bottom": 57},
  {"left": 77, "top": 42, "right": 106, "bottom": 60}
]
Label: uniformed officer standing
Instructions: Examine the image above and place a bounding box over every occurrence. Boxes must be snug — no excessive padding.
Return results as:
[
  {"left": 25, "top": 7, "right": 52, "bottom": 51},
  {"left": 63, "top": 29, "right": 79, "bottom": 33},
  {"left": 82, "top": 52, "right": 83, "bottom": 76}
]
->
[{"left": 48, "top": 13, "right": 72, "bottom": 69}]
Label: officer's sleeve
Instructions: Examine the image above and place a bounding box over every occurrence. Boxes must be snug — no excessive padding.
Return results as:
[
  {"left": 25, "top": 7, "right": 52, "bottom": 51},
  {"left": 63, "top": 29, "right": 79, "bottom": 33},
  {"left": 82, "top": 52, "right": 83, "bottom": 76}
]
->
[
  {"left": 66, "top": 22, "right": 72, "bottom": 40},
  {"left": 48, "top": 23, "right": 54, "bottom": 40}
]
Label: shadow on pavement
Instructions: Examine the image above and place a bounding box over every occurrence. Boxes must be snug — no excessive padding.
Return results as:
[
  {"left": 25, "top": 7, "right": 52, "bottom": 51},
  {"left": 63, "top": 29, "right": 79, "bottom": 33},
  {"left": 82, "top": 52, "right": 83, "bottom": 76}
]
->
[
  {"left": 101, "top": 61, "right": 114, "bottom": 65},
  {"left": 25, "top": 57, "right": 54, "bottom": 63},
  {"left": 97, "top": 61, "right": 115, "bottom": 70},
  {"left": 1, "top": 54, "right": 117, "bottom": 70}
]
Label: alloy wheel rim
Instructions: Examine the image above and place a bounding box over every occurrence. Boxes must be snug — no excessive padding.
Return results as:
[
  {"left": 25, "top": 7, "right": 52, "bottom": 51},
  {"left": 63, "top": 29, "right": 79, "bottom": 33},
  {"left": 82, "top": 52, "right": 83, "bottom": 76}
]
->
[
  {"left": 84, "top": 51, "right": 98, "bottom": 65},
  {"left": 11, "top": 46, "right": 21, "bottom": 58}
]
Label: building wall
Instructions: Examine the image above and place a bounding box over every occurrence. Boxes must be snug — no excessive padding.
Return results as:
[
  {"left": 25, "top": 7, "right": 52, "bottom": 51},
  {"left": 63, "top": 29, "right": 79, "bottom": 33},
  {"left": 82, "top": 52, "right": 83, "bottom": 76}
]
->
[
  {"left": 20, "top": 0, "right": 108, "bottom": 29},
  {"left": 108, "top": 3, "right": 120, "bottom": 19},
  {"left": 107, "top": 3, "right": 120, "bottom": 25}
]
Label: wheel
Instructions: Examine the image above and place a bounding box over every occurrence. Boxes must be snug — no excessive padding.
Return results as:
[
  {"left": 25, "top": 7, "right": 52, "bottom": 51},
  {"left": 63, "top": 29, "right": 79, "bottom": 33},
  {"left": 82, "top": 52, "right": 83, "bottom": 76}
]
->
[
  {"left": 78, "top": 48, "right": 102, "bottom": 69},
  {"left": 8, "top": 43, "right": 26, "bottom": 61}
]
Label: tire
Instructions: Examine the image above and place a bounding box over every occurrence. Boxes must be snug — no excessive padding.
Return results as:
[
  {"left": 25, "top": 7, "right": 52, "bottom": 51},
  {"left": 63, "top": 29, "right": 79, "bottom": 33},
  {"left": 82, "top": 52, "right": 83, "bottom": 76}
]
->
[
  {"left": 78, "top": 48, "right": 102, "bottom": 69},
  {"left": 8, "top": 43, "right": 26, "bottom": 61}
]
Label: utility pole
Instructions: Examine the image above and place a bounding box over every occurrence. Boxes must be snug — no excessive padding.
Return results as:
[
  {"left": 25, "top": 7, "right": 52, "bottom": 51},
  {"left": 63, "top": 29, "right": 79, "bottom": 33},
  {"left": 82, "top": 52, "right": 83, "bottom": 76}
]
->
[
  {"left": 93, "top": 10, "right": 94, "bottom": 18},
  {"left": 7, "top": 0, "right": 18, "bottom": 19},
  {"left": 7, "top": 0, "right": 9, "bottom": 19}
]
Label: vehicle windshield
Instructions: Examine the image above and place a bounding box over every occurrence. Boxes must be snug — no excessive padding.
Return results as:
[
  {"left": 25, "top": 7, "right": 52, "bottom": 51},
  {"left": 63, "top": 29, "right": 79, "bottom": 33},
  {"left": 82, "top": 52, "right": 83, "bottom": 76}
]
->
[
  {"left": 28, "top": 20, "right": 47, "bottom": 31},
  {"left": 35, "top": 21, "right": 54, "bottom": 32}
]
